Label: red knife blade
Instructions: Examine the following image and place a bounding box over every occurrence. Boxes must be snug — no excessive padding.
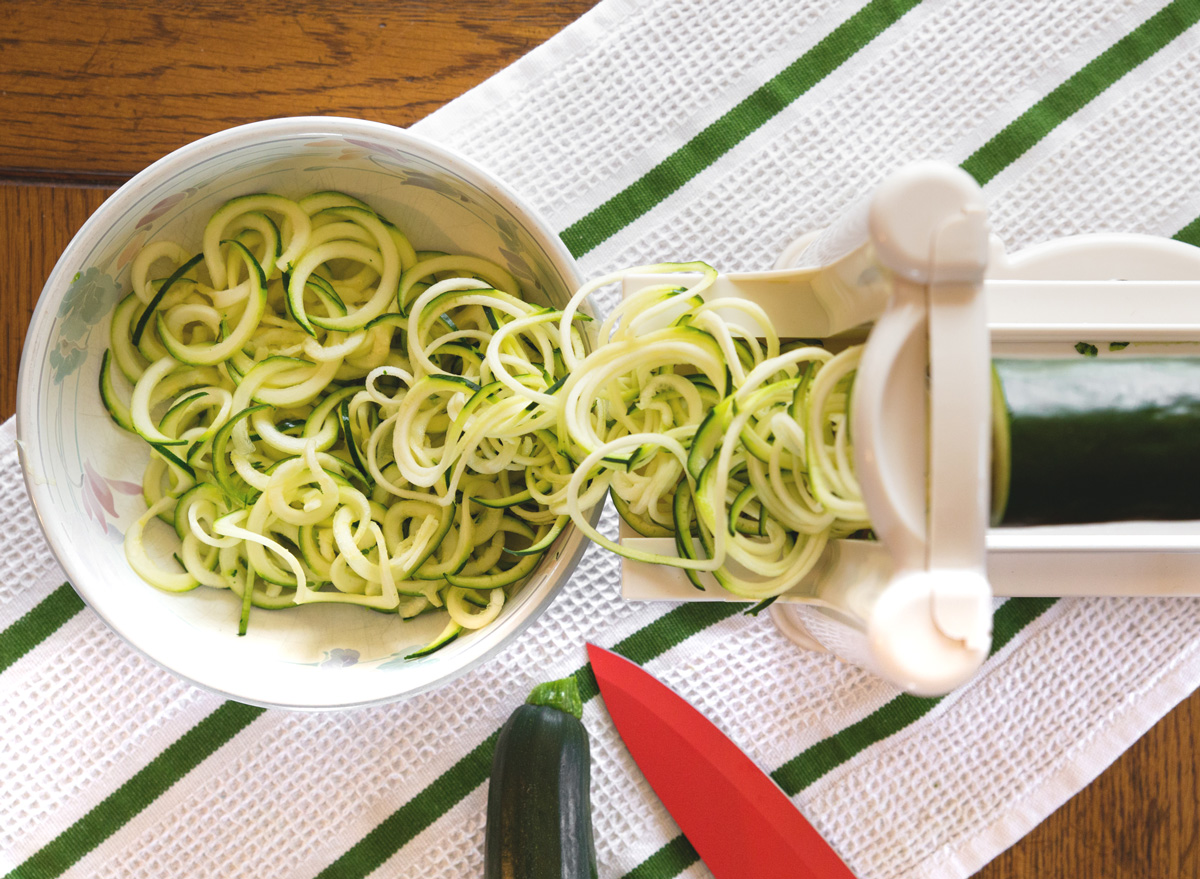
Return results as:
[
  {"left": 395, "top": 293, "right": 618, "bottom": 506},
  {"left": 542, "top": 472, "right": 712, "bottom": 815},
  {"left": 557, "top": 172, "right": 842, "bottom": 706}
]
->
[{"left": 587, "top": 643, "right": 857, "bottom": 879}]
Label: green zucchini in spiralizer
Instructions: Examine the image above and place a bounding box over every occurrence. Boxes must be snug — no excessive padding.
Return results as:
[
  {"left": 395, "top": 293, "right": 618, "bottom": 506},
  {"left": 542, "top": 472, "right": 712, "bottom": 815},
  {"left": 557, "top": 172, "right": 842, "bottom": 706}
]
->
[{"left": 992, "top": 357, "right": 1200, "bottom": 526}]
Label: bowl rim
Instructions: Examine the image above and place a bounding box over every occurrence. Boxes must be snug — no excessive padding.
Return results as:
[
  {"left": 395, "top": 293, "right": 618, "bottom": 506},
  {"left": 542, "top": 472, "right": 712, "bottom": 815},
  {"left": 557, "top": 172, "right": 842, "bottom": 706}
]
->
[{"left": 15, "top": 115, "right": 592, "bottom": 710}]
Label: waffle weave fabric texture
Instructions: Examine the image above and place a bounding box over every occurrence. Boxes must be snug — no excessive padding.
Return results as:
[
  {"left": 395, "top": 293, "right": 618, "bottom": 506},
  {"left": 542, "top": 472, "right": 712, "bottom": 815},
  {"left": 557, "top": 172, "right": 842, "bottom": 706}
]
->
[{"left": 7, "top": 0, "right": 1200, "bottom": 877}]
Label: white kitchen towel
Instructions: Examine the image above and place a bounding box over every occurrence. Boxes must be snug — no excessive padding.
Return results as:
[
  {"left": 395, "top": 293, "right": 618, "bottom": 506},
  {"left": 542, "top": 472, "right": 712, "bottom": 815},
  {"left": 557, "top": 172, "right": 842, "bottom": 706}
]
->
[{"left": 6, "top": 1, "right": 1200, "bottom": 877}]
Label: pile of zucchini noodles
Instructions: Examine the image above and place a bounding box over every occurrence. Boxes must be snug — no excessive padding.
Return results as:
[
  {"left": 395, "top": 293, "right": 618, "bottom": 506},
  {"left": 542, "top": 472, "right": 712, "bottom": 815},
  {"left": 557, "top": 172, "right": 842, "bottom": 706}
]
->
[
  {"left": 103, "top": 191, "right": 867, "bottom": 658},
  {"left": 104, "top": 191, "right": 588, "bottom": 657},
  {"left": 555, "top": 264, "right": 867, "bottom": 603}
]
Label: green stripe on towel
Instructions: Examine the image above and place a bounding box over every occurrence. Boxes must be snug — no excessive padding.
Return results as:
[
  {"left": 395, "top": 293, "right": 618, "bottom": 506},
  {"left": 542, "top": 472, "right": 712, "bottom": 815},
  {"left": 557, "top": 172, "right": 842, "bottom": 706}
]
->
[
  {"left": 620, "top": 596, "right": 1060, "bottom": 879},
  {"left": 4, "top": 701, "right": 265, "bottom": 879},
  {"left": 961, "top": 0, "right": 1200, "bottom": 185},
  {"left": 772, "top": 596, "right": 1058, "bottom": 795},
  {"left": 313, "top": 731, "right": 502, "bottom": 879},
  {"left": 1172, "top": 214, "right": 1200, "bottom": 248},
  {"left": 0, "top": 582, "right": 84, "bottom": 674},
  {"left": 575, "top": 601, "right": 746, "bottom": 702},
  {"left": 558, "top": 0, "right": 923, "bottom": 258},
  {"left": 314, "top": 602, "right": 747, "bottom": 879}
]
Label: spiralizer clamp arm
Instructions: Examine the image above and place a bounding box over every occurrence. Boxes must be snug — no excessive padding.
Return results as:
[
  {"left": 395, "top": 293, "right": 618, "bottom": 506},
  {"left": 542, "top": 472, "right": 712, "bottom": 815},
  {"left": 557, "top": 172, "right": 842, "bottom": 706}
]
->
[{"left": 851, "top": 162, "right": 993, "bottom": 695}]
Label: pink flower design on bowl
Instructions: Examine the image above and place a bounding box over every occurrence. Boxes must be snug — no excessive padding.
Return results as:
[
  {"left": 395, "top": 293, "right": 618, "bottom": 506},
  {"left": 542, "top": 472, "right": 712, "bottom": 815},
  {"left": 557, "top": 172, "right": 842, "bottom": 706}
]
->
[{"left": 81, "top": 460, "right": 143, "bottom": 535}]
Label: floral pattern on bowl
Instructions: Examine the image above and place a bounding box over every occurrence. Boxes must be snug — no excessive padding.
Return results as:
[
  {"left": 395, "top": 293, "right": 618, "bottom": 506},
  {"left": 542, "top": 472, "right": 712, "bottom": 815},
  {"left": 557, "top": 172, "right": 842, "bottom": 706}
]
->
[
  {"left": 80, "top": 460, "right": 142, "bottom": 538},
  {"left": 51, "top": 268, "right": 121, "bottom": 384}
]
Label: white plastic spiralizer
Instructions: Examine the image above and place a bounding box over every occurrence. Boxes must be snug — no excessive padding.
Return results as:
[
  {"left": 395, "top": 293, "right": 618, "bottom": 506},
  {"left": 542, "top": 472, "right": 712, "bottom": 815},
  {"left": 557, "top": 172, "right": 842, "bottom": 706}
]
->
[{"left": 620, "top": 161, "right": 1200, "bottom": 695}]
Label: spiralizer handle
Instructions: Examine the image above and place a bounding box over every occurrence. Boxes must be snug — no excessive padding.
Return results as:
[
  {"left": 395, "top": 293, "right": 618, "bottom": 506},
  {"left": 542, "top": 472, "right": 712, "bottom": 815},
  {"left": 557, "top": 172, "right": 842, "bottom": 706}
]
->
[{"left": 852, "top": 162, "right": 994, "bottom": 696}]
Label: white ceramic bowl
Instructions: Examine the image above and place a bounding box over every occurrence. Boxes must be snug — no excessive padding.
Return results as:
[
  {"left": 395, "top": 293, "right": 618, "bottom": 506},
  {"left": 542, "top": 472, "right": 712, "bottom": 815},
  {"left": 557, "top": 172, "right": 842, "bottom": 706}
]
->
[{"left": 17, "top": 117, "right": 591, "bottom": 710}]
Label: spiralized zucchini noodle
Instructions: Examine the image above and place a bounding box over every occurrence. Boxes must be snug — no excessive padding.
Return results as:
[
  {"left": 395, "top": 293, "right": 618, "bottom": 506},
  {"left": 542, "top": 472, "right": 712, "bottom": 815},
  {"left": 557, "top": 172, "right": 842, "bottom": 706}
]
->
[
  {"left": 104, "top": 191, "right": 866, "bottom": 656},
  {"left": 555, "top": 264, "right": 867, "bottom": 603},
  {"left": 103, "top": 191, "right": 590, "bottom": 658}
]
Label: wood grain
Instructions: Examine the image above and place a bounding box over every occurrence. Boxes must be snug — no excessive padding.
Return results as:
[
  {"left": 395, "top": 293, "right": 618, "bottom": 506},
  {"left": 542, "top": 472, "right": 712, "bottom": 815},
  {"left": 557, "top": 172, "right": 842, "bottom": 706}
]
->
[
  {"left": 1, "top": 184, "right": 114, "bottom": 421},
  {"left": 978, "top": 688, "right": 1200, "bottom": 878},
  {"left": 0, "top": 0, "right": 599, "bottom": 416},
  {"left": 3, "top": 2, "right": 1199, "bottom": 877},
  {"left": 0, "top": 0, "right": 599, "bottom": 182}
]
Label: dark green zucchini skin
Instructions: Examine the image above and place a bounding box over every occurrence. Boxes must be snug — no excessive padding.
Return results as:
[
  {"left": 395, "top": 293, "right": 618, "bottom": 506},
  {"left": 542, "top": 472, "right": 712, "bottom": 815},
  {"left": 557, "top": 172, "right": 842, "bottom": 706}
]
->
[
  {"left": 485, "top": 698, "right": 598, "bottom": 879},
  {"left": 995, "top": 358, "right": 1200, "bottom": 526}
]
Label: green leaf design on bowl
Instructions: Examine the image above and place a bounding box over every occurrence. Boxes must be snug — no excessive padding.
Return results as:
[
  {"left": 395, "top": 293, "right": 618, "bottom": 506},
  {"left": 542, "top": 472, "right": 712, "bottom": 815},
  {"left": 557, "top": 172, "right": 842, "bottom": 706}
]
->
[{"left": 51, "top": 267, "right": 121, "bottom": 383}]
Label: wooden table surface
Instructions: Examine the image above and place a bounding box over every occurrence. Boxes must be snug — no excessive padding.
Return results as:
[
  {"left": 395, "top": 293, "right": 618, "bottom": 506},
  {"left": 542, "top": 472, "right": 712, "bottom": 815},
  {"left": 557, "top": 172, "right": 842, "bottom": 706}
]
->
[{"left": 3, "top": 2, "right": 1197, "bottom": 876}]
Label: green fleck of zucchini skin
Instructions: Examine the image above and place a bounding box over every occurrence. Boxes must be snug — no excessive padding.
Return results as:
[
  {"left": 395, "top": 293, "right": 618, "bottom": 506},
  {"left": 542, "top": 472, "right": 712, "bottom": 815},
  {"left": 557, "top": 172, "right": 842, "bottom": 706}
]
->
[
  {"left": 485, "top": 702, "right": 598, "bottom": 879},
  {"left": 995, "top": 358, "right": 1200, "bottom": 526}
]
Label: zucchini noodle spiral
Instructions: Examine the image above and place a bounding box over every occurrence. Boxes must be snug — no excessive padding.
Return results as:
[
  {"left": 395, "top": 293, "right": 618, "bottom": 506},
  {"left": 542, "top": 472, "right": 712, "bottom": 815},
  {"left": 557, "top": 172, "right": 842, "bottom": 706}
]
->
[
  {"left": 104, "top": 191, "right": 588, "bottom": 657},
  {"left": 555, "top": 263, "right": 868, "bottom": 602}
]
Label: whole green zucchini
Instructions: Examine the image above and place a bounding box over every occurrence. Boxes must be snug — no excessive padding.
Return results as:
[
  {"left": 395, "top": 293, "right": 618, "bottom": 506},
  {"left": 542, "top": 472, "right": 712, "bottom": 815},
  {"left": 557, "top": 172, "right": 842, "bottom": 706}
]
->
[
  {"left": 993, "top": 358, "right": 1200, "bottom": 526},
  {"left": 485, "top": 677, "right": 598, "bottom": 879}
]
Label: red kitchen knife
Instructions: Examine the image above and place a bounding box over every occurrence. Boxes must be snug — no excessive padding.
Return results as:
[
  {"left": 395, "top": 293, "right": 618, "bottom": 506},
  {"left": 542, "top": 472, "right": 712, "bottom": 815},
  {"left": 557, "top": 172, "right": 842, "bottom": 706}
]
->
[{"left": 587, "top": 643, "right": 857, "bottom": 879}]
